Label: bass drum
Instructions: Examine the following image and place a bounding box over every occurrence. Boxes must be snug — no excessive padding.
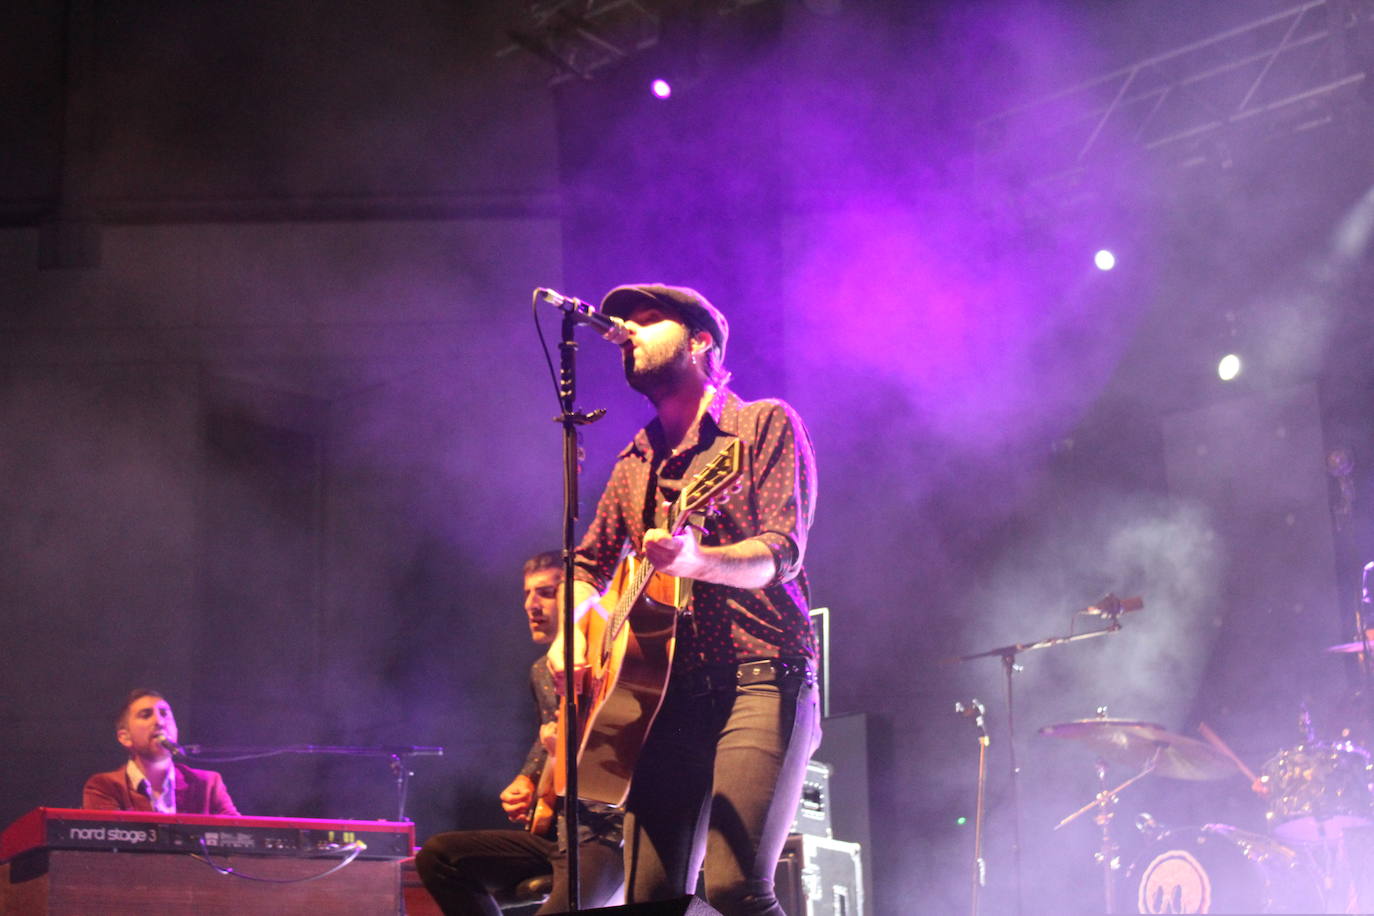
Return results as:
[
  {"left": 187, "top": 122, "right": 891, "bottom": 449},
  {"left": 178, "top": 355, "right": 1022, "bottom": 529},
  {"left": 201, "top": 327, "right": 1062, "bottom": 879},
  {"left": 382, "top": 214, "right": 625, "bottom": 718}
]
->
[{"left": 1129, "top": 824, "right": 1322, "bottom": 914}]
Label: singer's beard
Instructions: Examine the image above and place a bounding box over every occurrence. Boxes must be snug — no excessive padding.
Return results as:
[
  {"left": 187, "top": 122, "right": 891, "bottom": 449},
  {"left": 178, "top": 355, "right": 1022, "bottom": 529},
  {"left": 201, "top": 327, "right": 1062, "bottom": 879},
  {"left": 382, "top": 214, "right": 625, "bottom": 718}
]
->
[{"left": 624, "top": 336, "right": 693, "bottom": 403}]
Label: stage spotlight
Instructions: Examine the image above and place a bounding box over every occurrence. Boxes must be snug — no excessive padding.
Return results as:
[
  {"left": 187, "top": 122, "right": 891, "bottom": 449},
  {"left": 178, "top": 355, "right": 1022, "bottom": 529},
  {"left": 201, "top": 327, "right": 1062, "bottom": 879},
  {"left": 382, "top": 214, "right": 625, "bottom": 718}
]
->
[
  {"left": 1217, "top": 353, "right": 1242, "bottom": 381},
  {"left": 1094, "top": 249, "right": 1116, "bottom": 271},
  {"left": 650, "top": 78, "right": 672, "bottom": 99}
]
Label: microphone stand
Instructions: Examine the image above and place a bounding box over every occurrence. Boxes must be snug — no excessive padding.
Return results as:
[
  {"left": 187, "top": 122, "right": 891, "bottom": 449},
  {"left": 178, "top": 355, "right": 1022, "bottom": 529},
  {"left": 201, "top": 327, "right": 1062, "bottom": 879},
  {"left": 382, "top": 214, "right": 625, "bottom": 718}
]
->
[
  {"left": 953, "top": 600, "right": 1136, "bottom": 916},
  {"left": 955, "top": 699, "right": 990, "bottom": 916},
  {"left": 180, "top": 743, "right": 443, "bottom": 822},
  {"left": 556, "top": 307, "right": 607, "bottom": 911},
  {"left": 1342, "top": 561, "right": 1374, "bottom": 747},
  {"left": 1358, "top": 562, "right": 1373, "bottom": 686}
]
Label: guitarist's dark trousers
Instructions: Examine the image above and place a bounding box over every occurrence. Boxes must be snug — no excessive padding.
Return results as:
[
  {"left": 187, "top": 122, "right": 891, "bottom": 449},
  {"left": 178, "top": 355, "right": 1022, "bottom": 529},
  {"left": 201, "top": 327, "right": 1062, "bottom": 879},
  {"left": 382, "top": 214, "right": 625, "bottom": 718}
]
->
[
  {"left": 415, "top": 825, "right": 623, "bottom": 915},
  {"left": 621, "top": 658, "right": 820, "bottom": 916}
]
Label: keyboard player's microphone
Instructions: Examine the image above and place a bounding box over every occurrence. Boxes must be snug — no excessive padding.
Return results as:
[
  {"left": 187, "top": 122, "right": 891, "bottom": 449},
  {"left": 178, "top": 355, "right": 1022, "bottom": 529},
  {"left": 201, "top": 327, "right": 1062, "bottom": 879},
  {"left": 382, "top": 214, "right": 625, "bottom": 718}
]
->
[{"left": 159, "top": 736, "right": 188, "bottom": 758}]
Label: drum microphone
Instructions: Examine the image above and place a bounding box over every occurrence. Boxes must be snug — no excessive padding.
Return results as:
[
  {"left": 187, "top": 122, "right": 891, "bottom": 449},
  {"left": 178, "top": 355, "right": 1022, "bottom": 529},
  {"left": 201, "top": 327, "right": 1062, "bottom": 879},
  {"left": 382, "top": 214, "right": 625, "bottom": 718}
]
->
[
  {"left": 955, "top": 699, "right": 989, "bottom": 741},
  {"left": 954, "top": 698, "right": 986, "bottom": 721},
  {"left": 536, "top": 288, "right": 631, "bottom": 345},
  {"left": 1083, "top": 593, "right": 1144, "bottom": 618}
]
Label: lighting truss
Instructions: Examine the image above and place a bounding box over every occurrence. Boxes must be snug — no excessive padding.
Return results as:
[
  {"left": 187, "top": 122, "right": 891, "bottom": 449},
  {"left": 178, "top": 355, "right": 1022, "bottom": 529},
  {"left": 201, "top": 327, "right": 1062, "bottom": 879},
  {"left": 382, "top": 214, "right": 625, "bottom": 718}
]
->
[
  {"left": 498, "top": 0, "right": 775, "bottom": 85},
  {"left": 498, "top": 1, "right": 660, "bottom": 84},
  {"left": 976, "top": 0, "right": 1374, "bottom": 189}
]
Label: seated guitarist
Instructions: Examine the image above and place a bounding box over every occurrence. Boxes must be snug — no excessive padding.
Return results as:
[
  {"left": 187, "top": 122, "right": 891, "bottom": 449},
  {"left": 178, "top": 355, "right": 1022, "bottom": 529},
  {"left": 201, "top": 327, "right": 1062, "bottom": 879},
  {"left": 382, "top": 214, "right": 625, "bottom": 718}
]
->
[
  {"left": 415, "top": 551, "right": 624, "bottom": 915},
  {"left": 549, "top": 284, "right": 820, "bottom": 916}
]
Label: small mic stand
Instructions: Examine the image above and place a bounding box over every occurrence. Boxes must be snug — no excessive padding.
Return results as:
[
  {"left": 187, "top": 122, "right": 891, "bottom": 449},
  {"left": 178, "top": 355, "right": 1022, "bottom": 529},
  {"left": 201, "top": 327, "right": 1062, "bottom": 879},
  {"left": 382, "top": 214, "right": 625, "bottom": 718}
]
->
[
  {"left": 180, "top": 743, "right": 443, "bottom": 822},
  {"left": 952, "top": 595, "right": 1139, "bottom": 916},
  {"left": 390, "top": 751, "right": 416, "bottom": 824},
  {"left": 955, "top": 699, "right": 990, "bottom": 916}
]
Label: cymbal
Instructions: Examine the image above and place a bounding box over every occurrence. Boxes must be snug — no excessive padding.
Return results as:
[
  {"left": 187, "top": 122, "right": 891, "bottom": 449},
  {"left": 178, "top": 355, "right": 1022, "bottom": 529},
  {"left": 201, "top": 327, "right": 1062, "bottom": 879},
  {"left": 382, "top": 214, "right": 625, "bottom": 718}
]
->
[
  {"left": 1038, "top": 718, "right": 1237, "bottom": 781},
  {"left": 1326, "top": 630, "right": 1374, "bottom": 654}
]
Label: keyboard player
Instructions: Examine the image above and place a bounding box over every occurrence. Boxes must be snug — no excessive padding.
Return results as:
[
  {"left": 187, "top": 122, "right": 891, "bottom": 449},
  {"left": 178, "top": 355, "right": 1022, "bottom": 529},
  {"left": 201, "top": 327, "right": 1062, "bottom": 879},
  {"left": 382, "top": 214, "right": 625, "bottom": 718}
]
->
[{"left": 82, "top": 689, "right": 238, "bottom": 815}]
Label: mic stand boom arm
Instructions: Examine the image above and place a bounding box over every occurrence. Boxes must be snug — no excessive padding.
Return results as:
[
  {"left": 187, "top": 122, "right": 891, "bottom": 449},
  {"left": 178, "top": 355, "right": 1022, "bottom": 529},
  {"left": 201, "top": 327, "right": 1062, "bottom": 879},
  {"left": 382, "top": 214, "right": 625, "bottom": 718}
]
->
[
  {"left": 174, "top": 744, "right": 444, "bottom": 823},
  {"left": 954, "top": 623, "right": 1122, "bottom": 664}
]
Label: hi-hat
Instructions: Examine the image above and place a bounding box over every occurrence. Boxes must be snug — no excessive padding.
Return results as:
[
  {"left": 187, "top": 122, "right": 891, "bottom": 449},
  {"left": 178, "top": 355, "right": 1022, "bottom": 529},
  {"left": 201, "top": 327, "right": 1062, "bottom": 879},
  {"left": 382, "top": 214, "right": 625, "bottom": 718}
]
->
[
  {"left": 1039, "top": 718, "right": 1236, "bottom": 780},
  {"left": 1326, "top": 630, "right": 1374, "bottom": 654}
]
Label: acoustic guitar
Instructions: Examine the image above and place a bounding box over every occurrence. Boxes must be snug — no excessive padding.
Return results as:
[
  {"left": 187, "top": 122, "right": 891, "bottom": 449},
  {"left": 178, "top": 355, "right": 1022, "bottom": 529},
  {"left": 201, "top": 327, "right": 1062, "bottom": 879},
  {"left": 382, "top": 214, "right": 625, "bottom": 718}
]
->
[
  {"left": 527, "top": 752, "right": 556, "bottom": 836},
  {"left": 552, "top": 438, "right": 744, "bottom": 805}
]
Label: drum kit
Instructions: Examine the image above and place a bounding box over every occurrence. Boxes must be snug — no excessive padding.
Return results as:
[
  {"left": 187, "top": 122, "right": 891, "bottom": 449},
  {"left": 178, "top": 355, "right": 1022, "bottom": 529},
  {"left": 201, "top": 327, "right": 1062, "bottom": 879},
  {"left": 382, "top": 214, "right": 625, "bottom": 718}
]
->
[{"left": 1040, "top": 633, "right": 1374, "bottom": 915}]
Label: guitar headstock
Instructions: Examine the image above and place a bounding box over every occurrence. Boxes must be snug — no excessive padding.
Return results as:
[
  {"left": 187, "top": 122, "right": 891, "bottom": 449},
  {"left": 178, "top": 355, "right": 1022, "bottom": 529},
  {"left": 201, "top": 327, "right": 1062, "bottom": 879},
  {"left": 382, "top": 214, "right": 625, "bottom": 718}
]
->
[{"left": 676, "top": 439, "right": 744, "bottom": 522}]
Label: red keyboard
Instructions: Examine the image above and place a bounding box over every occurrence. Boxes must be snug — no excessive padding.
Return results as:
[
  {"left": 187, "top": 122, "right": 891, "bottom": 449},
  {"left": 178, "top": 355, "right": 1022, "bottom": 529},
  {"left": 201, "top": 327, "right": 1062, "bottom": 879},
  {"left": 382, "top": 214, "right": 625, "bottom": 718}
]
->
[{"left": 0, "top": 807, "right": 414, "bottom": 862}]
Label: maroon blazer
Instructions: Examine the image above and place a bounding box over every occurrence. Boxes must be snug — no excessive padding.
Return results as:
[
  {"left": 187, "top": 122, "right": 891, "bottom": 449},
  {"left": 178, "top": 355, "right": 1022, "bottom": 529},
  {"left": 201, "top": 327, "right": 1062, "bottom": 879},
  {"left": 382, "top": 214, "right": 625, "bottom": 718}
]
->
[{"left": 82, "top": 762, "right": 240, "bottom": 815}]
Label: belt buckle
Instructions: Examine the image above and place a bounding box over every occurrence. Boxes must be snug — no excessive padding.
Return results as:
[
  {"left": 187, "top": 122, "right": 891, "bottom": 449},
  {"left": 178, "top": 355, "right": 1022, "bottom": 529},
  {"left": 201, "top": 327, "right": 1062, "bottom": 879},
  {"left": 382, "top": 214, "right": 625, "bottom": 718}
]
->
[
  {"left": 739, "top": 658, "right": 816, "bottom": 688},
  {"left": 738, "top": 662, "right": 770, "bottom": 685}
]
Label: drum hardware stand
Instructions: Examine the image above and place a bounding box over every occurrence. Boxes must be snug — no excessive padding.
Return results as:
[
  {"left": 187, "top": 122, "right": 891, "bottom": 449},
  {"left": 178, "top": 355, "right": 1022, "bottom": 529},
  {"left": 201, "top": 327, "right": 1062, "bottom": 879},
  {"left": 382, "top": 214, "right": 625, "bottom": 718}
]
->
[
  {"left": 955, "top": 698, "right": 990, "bottom": 916},
  {"left": 1052, "top": 745, "right": 1162, "bottom": 915},
  {"left": 952, "top": 593, "right": 1141, "bottom": 916},
  {"left": 1357, "top": 562, "right": 1374, "bottom": 680},
  {"left": 1306, "top": 815, "right": 1362, "bottom": 914},
  {"left": 1322, "top": 562, "right": 1374, "bottom": 750},
  {"left": 1350, "top": 562, "right": 1374, "bottom": 732}
]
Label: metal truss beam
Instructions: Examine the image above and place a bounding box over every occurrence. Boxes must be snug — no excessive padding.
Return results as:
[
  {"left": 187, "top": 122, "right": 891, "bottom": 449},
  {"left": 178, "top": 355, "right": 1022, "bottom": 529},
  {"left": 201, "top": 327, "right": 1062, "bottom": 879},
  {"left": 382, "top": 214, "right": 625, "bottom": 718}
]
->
[
  {"left": 498, "top": 0, "right": 775, "bottom": 86},
  {"left": 499, "top": 1, "right": 660, "bottom": 84},
  {"left": 976, "top": 0, "right": 1374, "bottom": 189}
]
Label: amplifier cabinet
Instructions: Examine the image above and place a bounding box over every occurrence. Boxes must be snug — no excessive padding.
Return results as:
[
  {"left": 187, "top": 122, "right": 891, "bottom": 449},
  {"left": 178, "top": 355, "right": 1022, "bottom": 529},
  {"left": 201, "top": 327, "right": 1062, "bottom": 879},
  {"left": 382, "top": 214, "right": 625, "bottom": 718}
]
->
[
  {"left": 773, "top": 833, "right": 862, "bottom": 916},
  {"left": 789, "top": 760, "right": 832, "bottom": 839}
]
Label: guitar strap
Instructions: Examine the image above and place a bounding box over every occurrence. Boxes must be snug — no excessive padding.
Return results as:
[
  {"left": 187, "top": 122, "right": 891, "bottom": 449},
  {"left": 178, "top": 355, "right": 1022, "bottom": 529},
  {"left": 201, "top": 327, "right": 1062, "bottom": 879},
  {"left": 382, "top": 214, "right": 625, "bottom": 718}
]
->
[{"left": 650, "top": 433, "right": 740, "bottom": 617}]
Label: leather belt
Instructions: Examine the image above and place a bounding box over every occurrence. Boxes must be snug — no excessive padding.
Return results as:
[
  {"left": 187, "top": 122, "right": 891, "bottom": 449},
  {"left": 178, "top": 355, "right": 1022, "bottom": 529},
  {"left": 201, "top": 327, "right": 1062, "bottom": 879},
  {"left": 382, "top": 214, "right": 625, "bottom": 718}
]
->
[{"left": 680, "top": 658, "right": 815, "bottom": 696}]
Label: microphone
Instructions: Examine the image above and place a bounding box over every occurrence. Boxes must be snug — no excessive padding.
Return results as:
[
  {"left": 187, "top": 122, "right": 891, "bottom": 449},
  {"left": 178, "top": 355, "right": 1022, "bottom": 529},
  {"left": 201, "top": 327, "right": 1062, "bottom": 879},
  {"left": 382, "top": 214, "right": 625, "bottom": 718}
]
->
[
  {"left": 954, "top": 698, "right": 986, "bottom": 725},
  {"left": 955, "top": 699, "right": 989, "bottom": 742},
  {"left": 159, "top": 736, "right": 188, "bottom": 758},
  {"left": 1082, "top": 593, "right": 1144, "bottom": 618},
  {"left": 536, "top": 288, "right": 631, "bottom": 344}
]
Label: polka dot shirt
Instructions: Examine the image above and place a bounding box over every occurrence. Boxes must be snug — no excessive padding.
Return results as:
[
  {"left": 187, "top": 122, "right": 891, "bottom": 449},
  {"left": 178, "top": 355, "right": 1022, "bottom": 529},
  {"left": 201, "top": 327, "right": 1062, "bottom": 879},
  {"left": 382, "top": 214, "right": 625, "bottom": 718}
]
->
[{"left": 573, "top": 387, "right": 818, "bottom": 671}]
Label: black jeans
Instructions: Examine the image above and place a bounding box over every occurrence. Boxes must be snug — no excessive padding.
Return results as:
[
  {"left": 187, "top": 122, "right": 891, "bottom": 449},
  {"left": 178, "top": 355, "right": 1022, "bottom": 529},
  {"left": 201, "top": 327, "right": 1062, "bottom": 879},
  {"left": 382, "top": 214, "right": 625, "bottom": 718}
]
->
[
  {"left": 414, "top": 827, "right": 623, "bottom": 915},
  {"left": 621, "top": 671, "right": 821, "bottom": 916}
]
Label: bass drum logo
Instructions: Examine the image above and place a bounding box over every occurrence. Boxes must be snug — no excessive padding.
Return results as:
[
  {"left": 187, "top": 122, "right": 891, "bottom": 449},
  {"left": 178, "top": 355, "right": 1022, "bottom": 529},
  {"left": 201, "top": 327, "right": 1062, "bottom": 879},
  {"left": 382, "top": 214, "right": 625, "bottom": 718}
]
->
[{"left": 1137, "top": 848, "right": 1211, "bottom": 914}]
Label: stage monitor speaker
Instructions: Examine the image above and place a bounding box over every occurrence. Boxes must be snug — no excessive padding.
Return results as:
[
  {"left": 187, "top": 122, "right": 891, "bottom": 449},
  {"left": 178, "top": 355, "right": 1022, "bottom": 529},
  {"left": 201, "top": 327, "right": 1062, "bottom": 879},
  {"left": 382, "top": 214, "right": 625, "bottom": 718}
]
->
[{"left": 553, "top": 895, "right": 722, "bottom": 915}]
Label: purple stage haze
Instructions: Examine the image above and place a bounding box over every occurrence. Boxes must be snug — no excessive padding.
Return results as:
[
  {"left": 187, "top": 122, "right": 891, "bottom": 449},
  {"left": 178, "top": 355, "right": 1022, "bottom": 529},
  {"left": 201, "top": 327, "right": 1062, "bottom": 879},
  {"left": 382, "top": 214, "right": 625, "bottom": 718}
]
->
[{"left": 1, "top": 4, "right": 1371, "bottom": 915}]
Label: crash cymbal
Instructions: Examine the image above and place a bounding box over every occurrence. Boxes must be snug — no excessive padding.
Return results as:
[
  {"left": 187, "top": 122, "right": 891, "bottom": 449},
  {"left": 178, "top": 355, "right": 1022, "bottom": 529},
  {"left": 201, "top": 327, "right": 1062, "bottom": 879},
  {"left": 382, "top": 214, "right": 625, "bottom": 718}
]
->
[
  {"left": 1326, "top": 630, "right": 1374, "bottom": 654},
  {"left": 1038, "top": 718, "right": 1237, "bottom": 781}
]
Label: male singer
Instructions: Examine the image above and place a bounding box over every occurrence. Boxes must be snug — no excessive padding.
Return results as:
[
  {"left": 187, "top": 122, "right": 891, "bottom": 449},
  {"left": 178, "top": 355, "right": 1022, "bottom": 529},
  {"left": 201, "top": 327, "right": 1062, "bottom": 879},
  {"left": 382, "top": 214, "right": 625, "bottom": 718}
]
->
[
  {"left": 549, "top": 284, "right": 819, "bottom": 915},
  {"left": 82, "top": 688, "right": 239, "bottom": 814}
]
